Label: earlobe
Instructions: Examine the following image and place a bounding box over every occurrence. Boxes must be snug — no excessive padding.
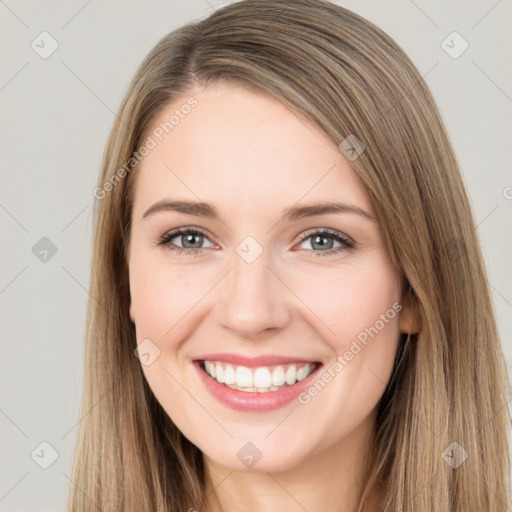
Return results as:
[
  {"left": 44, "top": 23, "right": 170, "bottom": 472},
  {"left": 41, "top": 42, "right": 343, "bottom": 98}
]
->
[{"left": 399, "top": 295, "right": 422, "bottom": 334}]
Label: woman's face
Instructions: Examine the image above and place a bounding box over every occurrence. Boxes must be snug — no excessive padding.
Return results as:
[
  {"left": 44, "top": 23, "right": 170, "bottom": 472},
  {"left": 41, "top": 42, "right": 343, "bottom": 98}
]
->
[{"left": 128, "top": 82, "right": 411, "bottom": 473}]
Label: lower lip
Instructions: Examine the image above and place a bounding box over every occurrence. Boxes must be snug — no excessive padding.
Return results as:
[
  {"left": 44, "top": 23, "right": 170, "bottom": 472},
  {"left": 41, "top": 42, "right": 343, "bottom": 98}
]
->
[{"left": 193, "top": 361, "right": 322, "bottom": 412}]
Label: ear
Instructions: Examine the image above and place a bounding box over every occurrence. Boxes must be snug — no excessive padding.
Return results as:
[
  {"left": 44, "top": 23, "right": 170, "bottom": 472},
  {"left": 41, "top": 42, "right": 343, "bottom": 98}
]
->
[
  {"left": 129, "top": 302, "right": 135, "bottom": 323},
  {"left": 399, "top": 292, "right": 422, "bottom": 334}
]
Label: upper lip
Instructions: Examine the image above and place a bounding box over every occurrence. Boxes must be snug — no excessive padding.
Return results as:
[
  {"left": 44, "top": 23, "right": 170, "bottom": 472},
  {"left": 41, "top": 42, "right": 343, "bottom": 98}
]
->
[{"left": 194, "top": 353, "right": 321, "bottom": 368}]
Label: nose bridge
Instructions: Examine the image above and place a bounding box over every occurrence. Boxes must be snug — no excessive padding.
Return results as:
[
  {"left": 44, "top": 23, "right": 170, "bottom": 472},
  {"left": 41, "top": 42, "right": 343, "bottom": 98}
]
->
[{"left": 219, "top": 238, "right": 291, "bottom": 336}]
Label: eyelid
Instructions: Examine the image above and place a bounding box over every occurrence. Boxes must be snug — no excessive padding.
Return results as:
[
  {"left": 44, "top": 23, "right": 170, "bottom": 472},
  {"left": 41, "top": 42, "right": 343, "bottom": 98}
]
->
[
  {"left": 296, "top": 227, "right": 354, "bottom": 246},
  {"left": 157, "top": 226, "right": 219, "bottom": 247}
]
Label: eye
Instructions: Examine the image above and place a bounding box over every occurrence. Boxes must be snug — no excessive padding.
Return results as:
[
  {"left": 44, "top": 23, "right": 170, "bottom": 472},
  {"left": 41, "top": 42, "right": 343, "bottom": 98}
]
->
[
  {"left": 295, "top": 228, "right": 354, "bottom": 257},
  {"left": 157, "top": 227, "right": 216, "bottom": 256},
  {"left": 156, "top": 227, "right": 355, "bottom": 258}
]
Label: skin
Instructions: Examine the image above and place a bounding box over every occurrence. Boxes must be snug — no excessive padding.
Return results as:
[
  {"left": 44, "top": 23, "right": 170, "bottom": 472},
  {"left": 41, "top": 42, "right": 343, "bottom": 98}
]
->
[{"left": 128, "top": 82, "right": 420, "bottom": 512}]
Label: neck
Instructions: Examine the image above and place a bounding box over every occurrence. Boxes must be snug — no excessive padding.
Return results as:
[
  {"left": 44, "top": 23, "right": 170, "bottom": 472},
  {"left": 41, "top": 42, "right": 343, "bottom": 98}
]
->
[{"left": 200, "top": 415, "right": 380, "bottom": 512}]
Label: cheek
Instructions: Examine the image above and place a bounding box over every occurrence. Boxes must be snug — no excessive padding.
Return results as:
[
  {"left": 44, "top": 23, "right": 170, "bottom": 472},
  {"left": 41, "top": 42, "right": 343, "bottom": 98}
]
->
[
  {"left": 290, "top": 259, "right": 402, "bottom": 407},
  {"left": 294, "top": 261, "right": 402, "bottom": 410},
  {"left": 288, "top": 260, "right": 402, "bottom": 346},
  {"left": 129, "top": 253, "right": 212, "bottom": 340},
  {"left": 128, "top": 255, "right": 205, "bottom": 411}
]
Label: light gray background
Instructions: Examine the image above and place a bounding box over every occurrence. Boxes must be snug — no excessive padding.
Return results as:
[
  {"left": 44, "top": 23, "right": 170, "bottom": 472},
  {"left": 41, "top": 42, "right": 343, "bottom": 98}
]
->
[{"left": 1, "top": 1, "right": 511, "bottom": 510}]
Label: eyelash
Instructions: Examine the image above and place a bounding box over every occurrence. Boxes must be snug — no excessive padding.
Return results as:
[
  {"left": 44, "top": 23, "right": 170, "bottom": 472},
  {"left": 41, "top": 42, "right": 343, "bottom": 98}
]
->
[{"left": 157, "top": 227, "right": 355, "bottom": 258}]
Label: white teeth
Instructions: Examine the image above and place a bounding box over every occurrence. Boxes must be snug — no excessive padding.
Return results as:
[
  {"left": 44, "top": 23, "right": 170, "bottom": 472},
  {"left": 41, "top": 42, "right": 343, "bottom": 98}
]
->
[
  {"left": 253, "top": 367, "right": 272, "bottom": 388},
  {"left": 272, "top": 366, "right": 285, "bottom": 386},
  {"left": 285, "top": 365, "right": 297, "bottom": 385},
  {"left": 224, "top": 365, "right": 236, "bottom": 385},
  {"left": 236, "top": 366, "right": 254, "bottom": 387},
  {"left": 207, "top": 361, "right": 216, "bottom": 379},
  {"left": 297, "top": 364, "right": 310, "bottom": 381},
  {"left": 203, "top": 361, "right": 317, "bottom": 392},
  {"left": 215, "top": 363, "right": 224, "bottom": 383}
]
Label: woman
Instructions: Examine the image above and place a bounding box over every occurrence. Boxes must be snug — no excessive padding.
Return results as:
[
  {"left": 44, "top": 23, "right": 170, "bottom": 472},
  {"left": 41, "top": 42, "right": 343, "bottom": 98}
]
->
[{"left": 68, "top": 1, "right": 511, "bottom": 510}]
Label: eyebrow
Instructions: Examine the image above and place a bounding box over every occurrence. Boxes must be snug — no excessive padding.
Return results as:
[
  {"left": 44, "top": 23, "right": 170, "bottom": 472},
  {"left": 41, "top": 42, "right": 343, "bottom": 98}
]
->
[{"left": 142, "top": 199, "right": 376, "bottom": 222}]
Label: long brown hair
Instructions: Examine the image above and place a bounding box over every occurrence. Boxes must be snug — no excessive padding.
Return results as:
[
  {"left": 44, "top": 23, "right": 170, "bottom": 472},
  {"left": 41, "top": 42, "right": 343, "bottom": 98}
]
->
[{"left": 68, "top": 1, "right": 511, "bottom": 510}]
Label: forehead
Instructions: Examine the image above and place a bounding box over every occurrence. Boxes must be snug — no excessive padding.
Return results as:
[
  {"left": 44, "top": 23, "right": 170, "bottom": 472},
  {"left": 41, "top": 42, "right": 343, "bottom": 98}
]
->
[{"left": 133, "top": 82, "right": 372, "bottom": 217}]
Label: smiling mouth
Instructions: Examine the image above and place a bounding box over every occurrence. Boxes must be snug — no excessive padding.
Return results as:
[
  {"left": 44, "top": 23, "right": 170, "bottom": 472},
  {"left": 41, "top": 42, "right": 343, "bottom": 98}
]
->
[{"left": 198, "top": 360, "right": 322, "bottom": 393}]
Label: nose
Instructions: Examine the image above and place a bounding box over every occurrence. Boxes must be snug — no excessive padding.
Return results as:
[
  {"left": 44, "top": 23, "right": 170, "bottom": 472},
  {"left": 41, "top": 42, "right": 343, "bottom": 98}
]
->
[{"left": 218, "top": 247, "right": 292, "bottom": 338}]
